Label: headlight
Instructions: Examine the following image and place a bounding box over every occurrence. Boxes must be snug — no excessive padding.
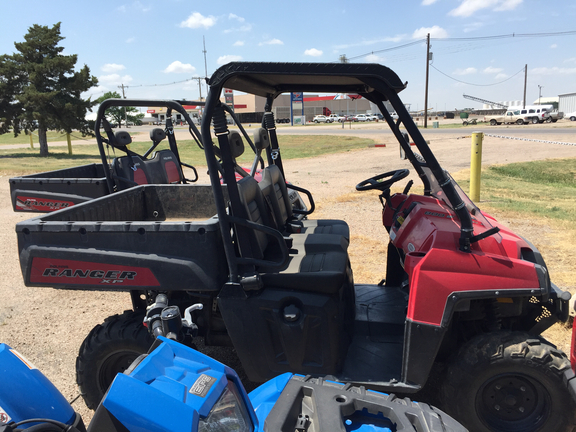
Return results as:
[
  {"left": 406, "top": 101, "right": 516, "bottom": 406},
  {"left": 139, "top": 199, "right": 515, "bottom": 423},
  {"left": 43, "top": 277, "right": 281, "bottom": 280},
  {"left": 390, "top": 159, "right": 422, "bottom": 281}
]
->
[{"left": 198, "top": 380, "right": 253, "bottom": 432}]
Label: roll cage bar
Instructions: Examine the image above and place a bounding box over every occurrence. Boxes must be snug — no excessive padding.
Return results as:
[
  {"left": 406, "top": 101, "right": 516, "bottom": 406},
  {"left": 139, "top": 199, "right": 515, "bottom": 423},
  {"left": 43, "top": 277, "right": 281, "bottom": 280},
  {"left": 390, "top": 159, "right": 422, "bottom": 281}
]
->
[
  {"left": 201, "top": 62, "right": 476, "bottom": 281},
  {"left": 95, "top": 99, "right": 204, "bottom": 193}
]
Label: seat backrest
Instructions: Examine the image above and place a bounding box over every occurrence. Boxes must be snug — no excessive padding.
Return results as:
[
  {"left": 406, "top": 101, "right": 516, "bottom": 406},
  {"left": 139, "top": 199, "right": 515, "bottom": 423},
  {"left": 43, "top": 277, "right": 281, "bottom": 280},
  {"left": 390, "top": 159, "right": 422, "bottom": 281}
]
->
[
  {"left": 112, "top": 155, "right": 151, "bottom": 189},
  {"left": 253, "top": 128, "right": 270, "bottom": 152},
  {"left": 259, "top": 164, "right": 293, "bottom": 229},
  {"left": 237, "top": 175, "right": 274, "bottom": 259},
  {"left": 148, "top": 149, "right": 183, "bottom": 184},
  {"left": 150, "top": 128, "right": 166, "bottom": 145}
]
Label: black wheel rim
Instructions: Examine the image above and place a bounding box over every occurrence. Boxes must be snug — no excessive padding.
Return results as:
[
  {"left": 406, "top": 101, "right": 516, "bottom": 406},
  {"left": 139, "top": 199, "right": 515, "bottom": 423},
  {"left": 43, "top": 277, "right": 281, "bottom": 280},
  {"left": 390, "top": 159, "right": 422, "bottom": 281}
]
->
[
  {"left": 98, "top": 350, "right": 142, "bottom": 394},
  {"left": 477, "top": 373, "right": 550, "bottom": 431}
]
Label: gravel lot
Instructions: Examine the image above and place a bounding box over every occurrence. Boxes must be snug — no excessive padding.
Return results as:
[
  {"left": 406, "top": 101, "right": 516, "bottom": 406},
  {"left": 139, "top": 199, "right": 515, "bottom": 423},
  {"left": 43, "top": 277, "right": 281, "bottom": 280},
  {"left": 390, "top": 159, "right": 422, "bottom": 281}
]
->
[{"left": 0, "top": 123, "right": 575, "bottom": 422}]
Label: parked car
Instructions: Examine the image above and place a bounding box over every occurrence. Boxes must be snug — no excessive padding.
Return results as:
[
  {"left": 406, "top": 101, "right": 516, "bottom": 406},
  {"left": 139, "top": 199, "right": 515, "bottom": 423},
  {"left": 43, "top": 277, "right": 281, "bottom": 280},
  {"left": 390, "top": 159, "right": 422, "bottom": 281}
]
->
[
  {"left": 354, "top": 114, "right": 368, "bottom": 122},
  {"left": 343, "top": 114, "right": 358, "bottom": 122},
  {"left": 366, "top": 114, "right": 378, "bottom": 121},
  {"left": 327, "top": 114, "right": 343, "bottom": 122},
  {"left": 313, "top": 115, "right": 329, "bottom": 123},
  {"left": 566, "top": 111, "right": 576, "bottom": 121}
]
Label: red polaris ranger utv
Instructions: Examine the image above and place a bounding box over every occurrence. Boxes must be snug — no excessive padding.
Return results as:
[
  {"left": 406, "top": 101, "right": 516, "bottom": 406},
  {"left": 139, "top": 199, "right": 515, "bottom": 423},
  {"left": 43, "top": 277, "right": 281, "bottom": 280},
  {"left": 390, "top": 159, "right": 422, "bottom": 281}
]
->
[{"left": 16, "top": 62, "right": 576, "bottom": 431}]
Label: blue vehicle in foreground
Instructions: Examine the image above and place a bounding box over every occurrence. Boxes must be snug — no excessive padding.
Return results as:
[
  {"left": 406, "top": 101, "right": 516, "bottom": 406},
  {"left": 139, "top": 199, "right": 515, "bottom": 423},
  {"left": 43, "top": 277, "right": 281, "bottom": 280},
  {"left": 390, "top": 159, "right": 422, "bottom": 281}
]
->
[{"left": 0, "top": 299, "right": 466, "bottom": 432}]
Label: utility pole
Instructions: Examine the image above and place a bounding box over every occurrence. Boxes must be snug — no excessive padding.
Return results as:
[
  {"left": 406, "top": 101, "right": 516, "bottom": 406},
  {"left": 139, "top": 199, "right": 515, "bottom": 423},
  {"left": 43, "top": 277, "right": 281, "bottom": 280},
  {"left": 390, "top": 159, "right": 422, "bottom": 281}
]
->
[
  {"left": 523, "top": 64, "right": 527, "bottom": 109},
  {"left": 538, "top": 85, "right": 543, "bottom": 105},
  {"left": 424, "top": 33, "right": 431, "bottom": 128},
  {"left": 118, "top": 84, "right": 128, "bottom": 127},
  {"left": 203, "top": 36, "right": 209, "bottom": 99}
]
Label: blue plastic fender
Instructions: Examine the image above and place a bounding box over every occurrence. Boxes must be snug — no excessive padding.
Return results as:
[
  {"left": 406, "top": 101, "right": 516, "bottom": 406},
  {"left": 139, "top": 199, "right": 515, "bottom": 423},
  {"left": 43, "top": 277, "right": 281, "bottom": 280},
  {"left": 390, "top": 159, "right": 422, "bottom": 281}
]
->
[{"left": 0, "top": 343, "right": 76, "bottom": 427}]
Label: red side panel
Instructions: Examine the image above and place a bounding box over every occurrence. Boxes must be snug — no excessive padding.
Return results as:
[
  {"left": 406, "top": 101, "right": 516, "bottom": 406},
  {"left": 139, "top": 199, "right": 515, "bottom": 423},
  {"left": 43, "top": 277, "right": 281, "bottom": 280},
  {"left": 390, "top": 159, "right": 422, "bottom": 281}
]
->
[
  {"left": 164, "top": 161, "right": 181, "bottom": 183},
  {"left": 16, "top": 196, "right": 75, "bottom": 212},
  {"left": 405, "top": 248, "right": 540, "bottom": 325},
  {"left": 133, "top": 168, "right": 148, "bottom": 185},
  {"left": 30, "top": 258, "right": 160, "bottom": 287}
]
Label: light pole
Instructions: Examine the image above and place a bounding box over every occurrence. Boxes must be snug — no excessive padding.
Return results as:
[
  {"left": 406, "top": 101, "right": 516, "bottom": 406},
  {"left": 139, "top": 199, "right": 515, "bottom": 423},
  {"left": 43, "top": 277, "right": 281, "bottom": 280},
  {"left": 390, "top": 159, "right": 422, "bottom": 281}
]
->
[{"left": 538, "top": 85, "right": 543, "bottom": 105}]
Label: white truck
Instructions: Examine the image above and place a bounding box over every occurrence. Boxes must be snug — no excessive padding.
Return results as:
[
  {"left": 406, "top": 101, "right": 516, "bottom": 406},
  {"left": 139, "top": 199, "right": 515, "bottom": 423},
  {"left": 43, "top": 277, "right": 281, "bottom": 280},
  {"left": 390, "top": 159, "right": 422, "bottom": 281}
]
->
[
  {"left": 327, "top": 114, "right": 344, "bottom": 122},
  {"left": 485, "top": 105, "right": 554, "bottom": 125}
]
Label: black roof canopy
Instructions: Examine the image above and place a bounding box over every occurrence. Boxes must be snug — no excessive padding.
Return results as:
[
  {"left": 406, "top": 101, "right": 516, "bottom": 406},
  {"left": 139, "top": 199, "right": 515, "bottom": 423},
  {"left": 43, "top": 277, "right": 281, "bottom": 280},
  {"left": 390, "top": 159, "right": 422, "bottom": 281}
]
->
[{"left": 208, "top": 62, "right": 407, "bottom": 99}]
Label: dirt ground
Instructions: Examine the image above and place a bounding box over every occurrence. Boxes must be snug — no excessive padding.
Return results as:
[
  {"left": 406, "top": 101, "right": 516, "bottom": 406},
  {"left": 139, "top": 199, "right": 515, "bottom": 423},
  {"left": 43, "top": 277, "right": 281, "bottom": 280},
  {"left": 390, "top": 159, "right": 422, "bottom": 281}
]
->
[{"left": 0, "top": 125, "right": 575, "bottom": 422}]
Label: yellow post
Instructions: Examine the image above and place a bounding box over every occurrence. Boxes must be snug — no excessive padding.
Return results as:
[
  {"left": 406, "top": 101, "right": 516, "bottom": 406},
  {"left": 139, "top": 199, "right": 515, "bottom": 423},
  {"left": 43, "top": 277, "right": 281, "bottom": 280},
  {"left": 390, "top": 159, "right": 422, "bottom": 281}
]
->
[
  {"left": 29, "top": 132, "right": 34, "bottom": 149},
  {"left": 66, "top": 133, "right": 72, "bottom": 155},
  {"left": 470, "top": 132, "right": 484, "bottom": 202}
]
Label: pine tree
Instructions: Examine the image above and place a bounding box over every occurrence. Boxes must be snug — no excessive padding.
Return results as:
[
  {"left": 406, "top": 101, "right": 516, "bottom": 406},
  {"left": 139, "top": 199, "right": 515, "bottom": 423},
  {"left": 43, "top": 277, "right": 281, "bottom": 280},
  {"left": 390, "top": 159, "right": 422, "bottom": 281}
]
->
[
  {"left": 96, "top": 91, "right": 145, "bottom": 127},
  {"left": 0, "top": 23, "right": 98, "bottom": 156}
]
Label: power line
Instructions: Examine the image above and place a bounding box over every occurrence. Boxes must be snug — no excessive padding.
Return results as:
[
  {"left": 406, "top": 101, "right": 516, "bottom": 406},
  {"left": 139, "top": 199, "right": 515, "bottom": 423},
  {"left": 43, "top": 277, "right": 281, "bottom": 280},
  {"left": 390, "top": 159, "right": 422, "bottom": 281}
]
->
[
  {"left": 346, "top": 29, "right": 576, "bottom": 62},
  {"left": 433, "top": 30, "right": 576, "bottom": 42},
  {"left": 430, "top": 64, "right": 526, "bottom": 86}
]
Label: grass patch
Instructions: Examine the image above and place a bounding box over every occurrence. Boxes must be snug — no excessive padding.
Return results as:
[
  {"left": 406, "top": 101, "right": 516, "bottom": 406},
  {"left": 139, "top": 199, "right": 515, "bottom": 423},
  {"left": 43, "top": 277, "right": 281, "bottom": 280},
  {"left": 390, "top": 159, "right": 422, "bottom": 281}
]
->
[
  {"left": 0, "top": 135, "right": 374, "bottom": 176},
  {"left": 457, "top": 158, "right": 576, "bottom": 222}
]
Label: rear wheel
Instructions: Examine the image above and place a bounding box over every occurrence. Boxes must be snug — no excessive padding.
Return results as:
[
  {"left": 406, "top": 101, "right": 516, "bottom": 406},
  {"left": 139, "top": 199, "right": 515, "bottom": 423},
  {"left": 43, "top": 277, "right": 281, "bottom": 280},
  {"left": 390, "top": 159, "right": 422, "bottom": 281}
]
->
[
  {"left": 76, "top": 310, "right": 153, "bottom": 409},
  {"left": 490, "top": 119, "right": 497, "bottom": 126},
  {"left": 546, "top": 117, "right": 552, "bottom": 123},
  {"left": 441, "top": 332, "right": 575, "bottom": 432}
]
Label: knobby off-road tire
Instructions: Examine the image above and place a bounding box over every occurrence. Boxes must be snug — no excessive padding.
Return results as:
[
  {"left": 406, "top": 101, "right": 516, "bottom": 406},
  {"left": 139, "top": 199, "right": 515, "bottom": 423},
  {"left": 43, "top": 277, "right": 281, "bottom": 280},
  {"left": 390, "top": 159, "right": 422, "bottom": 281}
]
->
[
  {"left": 441, "top": 331, "right": 576, "bottom": 432},
  {"left": 76, "top": 310, "right": 154, "bottom": 409}
]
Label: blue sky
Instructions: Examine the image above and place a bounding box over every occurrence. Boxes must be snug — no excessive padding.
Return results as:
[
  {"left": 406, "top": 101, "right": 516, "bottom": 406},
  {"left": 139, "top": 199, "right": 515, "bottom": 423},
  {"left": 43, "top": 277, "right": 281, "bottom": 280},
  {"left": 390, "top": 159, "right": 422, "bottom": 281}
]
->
[{"left": 1, "top": 0, "right": 575, "bottom": 112}]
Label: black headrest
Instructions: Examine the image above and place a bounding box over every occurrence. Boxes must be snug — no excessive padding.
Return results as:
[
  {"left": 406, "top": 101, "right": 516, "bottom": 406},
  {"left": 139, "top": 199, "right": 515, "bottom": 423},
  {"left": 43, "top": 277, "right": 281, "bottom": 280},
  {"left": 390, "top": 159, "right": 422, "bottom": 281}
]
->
[
  {"left": 114, "top": 131, "right": 132, "bottom": 147},
  {"left": 150, "top": 128, "right": 166, "bottom": 143},
  {"left": 253, "top": 128, "right": 270, "bottom": 151},
  {"left": 228, "top": 131, "right": 245, "bottom": 159}
]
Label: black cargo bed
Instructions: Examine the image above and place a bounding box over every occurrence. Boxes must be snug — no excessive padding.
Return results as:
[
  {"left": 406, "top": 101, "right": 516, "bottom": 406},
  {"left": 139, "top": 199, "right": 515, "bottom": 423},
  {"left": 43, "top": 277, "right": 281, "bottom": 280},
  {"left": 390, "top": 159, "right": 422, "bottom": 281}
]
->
[
  {"left": 17, "top": 184, "right": 229, "bottom": 292},
  {"left": 10, "top": 163, "right": 109, "bottom": 212}
]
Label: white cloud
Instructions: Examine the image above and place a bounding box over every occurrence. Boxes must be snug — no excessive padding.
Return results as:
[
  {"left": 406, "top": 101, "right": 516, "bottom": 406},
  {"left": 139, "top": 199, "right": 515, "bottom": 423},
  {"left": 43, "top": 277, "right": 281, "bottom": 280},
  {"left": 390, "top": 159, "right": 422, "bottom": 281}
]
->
[
  {"left": 228, "top": 13, "right": 245, "bottom": 22},
  {"left": 304, "top": 48, "right": 323, "bottom": 57},
  {"left": 412, "top": 26, "right": 448, "bottom": 39},
  {"left": 494, "top": 73, "right": 508, "bottom": 79},
  {"left": 180, "top": 12, "right": 217, "bottom": 29},
  {"left": 449, "top": 0, "right": 523, "bottom": 17},
  {"left": 422, "top": 0, "right": 439, "bottom": 5},
  {"left": 494, "top": 0, "right": 523, "bottom": 11},
  {"left": 550, "top": 44, "right": 557, "bottom": 49},
  {"left": 101, "top": 64, "right": 126, "bottom": 73},
  {"left": 453, "top": 67, "right": 477, "bottom": 75},
  {"left": 531, "top": 66, "right": 576, "bottom": 75},
  {"left": 98, "top": 74, "right": 133, "bottom": 86},
  {"left": 564, "top": 57, "right": 576, "bottom": 64},
  {"left": 223, "top": 13, "right": 252, "bottom": 33},
  {"left": 163, "top": 61, "right": 196, "bottom": 74},
  {"left": 366, "top": 54, "right": 386, "bottom": 63},
  {"left": 126, "top": 37, "right": 136, "bottom": 44},
  {"left": 217, "top": 55, "right": 243, "bottom": 65},
  {"left": 334, "top": 35, "right": 406, "bottom": 50},
  {"left": 483, "top": 66, "right": 503, "bottom": 74},
  {"left": 463, "top": 22, "right": 484, "bottom": 33},
  {"left": 259, "top": 38, "right": 284, "bottom": 46},
  {"left": 224, "top": 24, "right": 252, "bottom": 34},
  {"left": 233, "top": 40, "right": 245, "bottom": 47}
]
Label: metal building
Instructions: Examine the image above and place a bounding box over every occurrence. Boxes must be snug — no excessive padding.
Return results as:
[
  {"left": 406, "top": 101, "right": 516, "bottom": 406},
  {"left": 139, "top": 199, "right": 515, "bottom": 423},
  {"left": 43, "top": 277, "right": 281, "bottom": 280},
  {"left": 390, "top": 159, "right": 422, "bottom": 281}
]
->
[{"left": 559, "top": 92, "right": 576, "bottom": 114}]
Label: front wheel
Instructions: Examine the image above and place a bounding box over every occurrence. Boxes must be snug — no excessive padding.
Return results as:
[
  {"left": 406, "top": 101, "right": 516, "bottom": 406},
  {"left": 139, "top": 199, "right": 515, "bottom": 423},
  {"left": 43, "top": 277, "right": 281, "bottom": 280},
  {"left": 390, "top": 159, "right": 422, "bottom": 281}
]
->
[
  {"left": 516, "top": 119, "right": 525, "bottom": 125},
  {"left": 76, "top": 311, "right": 154, "bottom": 409},
  {"left": 532, "top": 117, "right": 539, "bottom": 124},
  {"left": 441, "top": 332, "right": 576, "bottom": 432}
]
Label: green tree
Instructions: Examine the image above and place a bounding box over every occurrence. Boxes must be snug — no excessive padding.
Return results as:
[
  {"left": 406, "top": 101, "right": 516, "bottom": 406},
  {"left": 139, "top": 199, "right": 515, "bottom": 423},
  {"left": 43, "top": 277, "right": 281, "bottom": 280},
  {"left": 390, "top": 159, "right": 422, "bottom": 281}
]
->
[
  {"left": 0, "top": 23, "right": 98, "bottom": 156},
  {"left": 96, "top": 91, "right": 144, "bottom": 127}
]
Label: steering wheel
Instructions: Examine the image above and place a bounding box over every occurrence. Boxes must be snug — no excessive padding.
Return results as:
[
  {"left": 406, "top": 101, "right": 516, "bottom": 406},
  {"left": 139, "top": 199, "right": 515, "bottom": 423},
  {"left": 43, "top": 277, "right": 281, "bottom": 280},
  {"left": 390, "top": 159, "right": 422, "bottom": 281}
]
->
[{"left": 355, "top": 169, "right": 410, "bottom": 192}]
